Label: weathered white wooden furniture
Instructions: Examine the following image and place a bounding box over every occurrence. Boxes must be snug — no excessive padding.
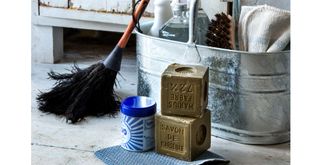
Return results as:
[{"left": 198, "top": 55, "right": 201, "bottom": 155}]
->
[
  {"left": 31, "top": 0, "right": 226, "bottom": 63},
  {"left": 31, "top": 0, "right": 156, "bottom": 63}
]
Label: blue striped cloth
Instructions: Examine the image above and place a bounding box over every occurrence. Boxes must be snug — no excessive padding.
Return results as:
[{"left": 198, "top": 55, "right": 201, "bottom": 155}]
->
[{"left": 95, "top": 145, "right": 229, "bottom": 165}]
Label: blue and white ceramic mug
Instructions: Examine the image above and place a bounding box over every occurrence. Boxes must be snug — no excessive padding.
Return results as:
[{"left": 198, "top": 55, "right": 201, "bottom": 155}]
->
[{"left": 120, "top": 96, "right": 156, "bottom": 152}]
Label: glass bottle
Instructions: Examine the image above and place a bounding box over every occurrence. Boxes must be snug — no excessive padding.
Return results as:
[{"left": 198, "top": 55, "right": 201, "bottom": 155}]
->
[
  {"left": 159, "top": 1, "right": 189, "bottom": 42},
  {"left": 196, "top": 8, "right": 209, "bottom": 45},
  {"left": 148, "top": 0, "right": 173, "bottom": 37}
]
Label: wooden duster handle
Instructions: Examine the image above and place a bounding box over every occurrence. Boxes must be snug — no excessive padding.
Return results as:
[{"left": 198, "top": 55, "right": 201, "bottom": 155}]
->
[{"left": 118, "top": 0, "right": 150, "bottom": 48}]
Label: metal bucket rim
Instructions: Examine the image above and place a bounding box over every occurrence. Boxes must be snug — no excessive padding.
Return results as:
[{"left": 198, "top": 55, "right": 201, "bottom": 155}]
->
[{"left": 136, "top": 21, "right": 290, "bottom": 56}]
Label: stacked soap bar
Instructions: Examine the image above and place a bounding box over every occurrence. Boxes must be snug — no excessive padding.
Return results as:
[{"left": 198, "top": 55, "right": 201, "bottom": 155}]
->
[
  {"left": 161, "top": 63, "right": 209, "bottom": 118},
  {"left": 155, "top": 63, "right": 211, "bottom": 161}
]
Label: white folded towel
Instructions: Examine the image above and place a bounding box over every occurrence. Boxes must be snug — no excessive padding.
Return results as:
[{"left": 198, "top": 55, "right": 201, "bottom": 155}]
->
[{"left": 238, "top": 5, "right": 290, "bottom": 52}]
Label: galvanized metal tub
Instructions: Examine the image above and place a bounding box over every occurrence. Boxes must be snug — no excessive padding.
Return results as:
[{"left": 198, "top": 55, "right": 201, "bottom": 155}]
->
[{"left": 136, "top": 22, "right": 290, "bottom": 144}]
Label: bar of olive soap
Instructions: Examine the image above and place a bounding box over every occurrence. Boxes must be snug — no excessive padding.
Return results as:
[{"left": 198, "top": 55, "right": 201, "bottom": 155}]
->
[
  {"left": 155, "top": 110, "right": 211, "bottom": 161},
  {"left": 161, "top": 63, "right": 209, "bottom": 118}
]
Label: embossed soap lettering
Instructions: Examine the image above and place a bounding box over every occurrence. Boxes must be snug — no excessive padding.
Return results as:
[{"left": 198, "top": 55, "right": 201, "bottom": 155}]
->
[
  {"left": 167, "top": 134, "right": 178, "bottom": 141},
  {"left": 159, "top": 123, "right": 185, "bottom": 153},
  {"left": 160, "top": 140, "right": 184, "bottom": 152},
  {"left": 169, "top": 83, "right": 193, "bottom": 93},
  {"left": 168, "top": 82, "right": 194, "bottom": 110},
  {"left": 160, "top": 123, "right": 184, "bottom": 135},
  {"left": 169, "top": 93, "right": 192, "bottom": 102},
  {"left": 168, "top": 101, "right": 194, "bottom": 109}
]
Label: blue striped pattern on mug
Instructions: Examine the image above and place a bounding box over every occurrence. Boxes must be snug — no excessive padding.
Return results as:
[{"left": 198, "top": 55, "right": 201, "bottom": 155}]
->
[{"left": 121, "top": 115, "right": 145, "bottom": 151}]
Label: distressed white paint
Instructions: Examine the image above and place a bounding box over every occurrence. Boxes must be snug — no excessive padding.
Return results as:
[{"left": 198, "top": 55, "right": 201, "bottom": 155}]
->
[
  {"left": 34, "top": 15, "right": 135, "bottom": 33},
  {"left": 40, "top": 0, "right": 69, "bottom": 8},
  {"left": 32, "top": 0, "right": 39, "bottom": 16},
  {"left": 38, "top": 0, "right": 226, "bottom": 18},
  {"left": 69, "top": 0, "right": 108, "bottom": 11},
  {"left": 32, "top": 25, "right": 63, "bottom": 63},
  {"left": 106, "top": 0, "right": 133, "bottom": 13},
  {"left": 39, "top": 6, "right": 152, "bottom": 25}
]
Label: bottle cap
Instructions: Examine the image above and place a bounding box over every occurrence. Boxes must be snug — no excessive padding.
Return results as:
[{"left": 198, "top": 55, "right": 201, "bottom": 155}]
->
[
  {"left": 171, "top": 0, "right": 188, "bottom": 11},
  {"left": 121, "top": 96, "right": 156, "bottom": 117}
]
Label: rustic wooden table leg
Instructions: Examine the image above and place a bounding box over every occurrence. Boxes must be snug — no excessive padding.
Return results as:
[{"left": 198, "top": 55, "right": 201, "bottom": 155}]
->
[{"left": 32, "top": 24, "right": 63, "bottom": 63}]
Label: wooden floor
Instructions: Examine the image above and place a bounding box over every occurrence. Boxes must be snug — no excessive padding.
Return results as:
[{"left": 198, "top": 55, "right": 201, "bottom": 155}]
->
[{"left": 31, "top": 31, "right": 290, "bottom": 165}]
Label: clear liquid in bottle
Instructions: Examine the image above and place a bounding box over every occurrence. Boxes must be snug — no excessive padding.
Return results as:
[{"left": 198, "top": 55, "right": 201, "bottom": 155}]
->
[
  {"left": 196, "top": 8, "right": 209, "bottom": 45},
  {"left": 159, "top": 2, "right": 189, "bottom": 42}
]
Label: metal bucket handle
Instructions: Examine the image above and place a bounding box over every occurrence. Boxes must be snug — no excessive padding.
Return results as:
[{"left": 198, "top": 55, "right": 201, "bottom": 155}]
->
[
  {"left": 187, "top": 0, "right": 198, "bottom": 45},
  {"left": 183, "top": 0, "right": 201, "bottom": 63}
]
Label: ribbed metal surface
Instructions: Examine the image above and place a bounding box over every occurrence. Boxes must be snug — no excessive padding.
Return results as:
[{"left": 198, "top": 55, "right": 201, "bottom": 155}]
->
[{"left": 136, "top": 23, "right": 290, "bottom": 144}]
